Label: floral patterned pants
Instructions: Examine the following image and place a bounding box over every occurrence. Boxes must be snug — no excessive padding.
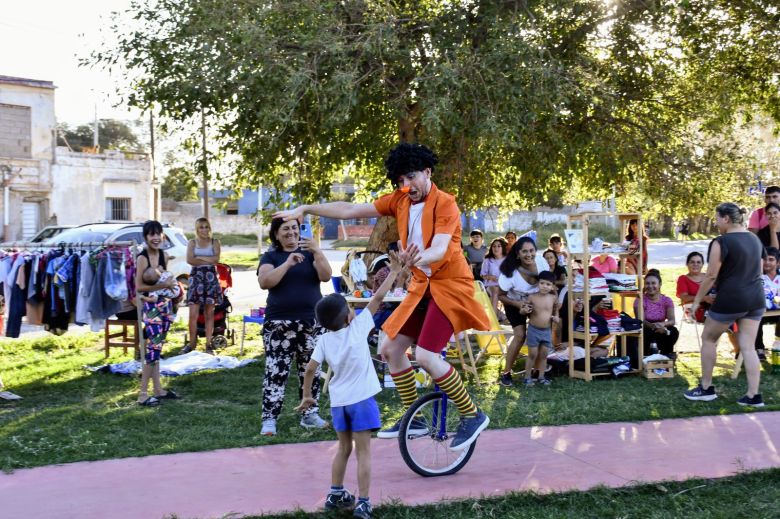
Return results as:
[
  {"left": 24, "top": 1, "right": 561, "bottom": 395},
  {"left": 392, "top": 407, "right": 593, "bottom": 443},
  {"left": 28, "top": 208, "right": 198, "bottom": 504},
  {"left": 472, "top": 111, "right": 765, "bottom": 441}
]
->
[{"left": 261, "top": 319, "right": 323, "bottom": 421}]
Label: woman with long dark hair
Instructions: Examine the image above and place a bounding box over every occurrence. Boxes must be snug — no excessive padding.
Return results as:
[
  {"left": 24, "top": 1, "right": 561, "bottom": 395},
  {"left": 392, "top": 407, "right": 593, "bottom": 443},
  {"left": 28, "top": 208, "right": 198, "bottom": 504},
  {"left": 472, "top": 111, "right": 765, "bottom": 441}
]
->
[
  {"left": 685, "top": 203, "right": 765, "bottom": 406},
  {"left": 481, "top": 237, "right": 508, "bottom": 320},
  {"left": 497, "top": 236, "right": 539, "bottom": 386},
  {"left": 625, "top": 219, "right": 648, "bottom": 275}
]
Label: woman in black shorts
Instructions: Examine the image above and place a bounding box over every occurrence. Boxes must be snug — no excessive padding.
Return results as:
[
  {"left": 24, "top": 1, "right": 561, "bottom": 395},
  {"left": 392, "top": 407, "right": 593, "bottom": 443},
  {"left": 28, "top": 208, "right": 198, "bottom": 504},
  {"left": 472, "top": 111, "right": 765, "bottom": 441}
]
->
[{"left": 685, "top": 203, "right": 765, "bottom": 407}]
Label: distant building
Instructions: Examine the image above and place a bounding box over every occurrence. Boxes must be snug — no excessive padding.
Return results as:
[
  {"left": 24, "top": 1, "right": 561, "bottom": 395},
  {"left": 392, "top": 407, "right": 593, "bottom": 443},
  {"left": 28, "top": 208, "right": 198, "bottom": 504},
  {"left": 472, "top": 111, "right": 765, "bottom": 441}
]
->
[{"left": 0, "top": 75, "right": 152, "bottom": 241}]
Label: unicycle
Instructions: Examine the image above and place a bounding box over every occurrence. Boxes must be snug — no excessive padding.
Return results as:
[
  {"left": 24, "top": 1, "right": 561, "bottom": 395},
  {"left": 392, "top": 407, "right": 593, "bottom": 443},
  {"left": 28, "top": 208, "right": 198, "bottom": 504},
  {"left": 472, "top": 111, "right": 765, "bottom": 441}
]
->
[{"left": 397, "top": 389, "right": 477, "bottom": 477}]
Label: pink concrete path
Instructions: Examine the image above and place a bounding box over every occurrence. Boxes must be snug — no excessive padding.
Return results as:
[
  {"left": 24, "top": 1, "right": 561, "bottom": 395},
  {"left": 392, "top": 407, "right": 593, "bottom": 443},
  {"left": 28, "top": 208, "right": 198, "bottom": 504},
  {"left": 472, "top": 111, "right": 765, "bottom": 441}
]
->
[{"left": 2, "top": 412, "right": 779, "bottom": 519}]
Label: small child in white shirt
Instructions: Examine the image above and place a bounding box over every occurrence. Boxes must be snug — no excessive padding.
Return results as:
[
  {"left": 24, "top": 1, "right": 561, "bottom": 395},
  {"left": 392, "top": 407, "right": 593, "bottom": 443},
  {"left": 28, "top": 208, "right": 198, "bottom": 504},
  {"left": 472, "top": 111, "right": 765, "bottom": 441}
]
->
[{"left": 297, "top": 248, "right": 417, "bottom": 519}]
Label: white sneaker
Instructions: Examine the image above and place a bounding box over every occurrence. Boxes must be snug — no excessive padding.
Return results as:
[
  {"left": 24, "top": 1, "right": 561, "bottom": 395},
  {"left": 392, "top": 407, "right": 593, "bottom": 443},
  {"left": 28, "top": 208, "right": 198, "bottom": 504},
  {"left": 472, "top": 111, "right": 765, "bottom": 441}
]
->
[
  {"left": 300, "top": 413, "right": 329, "bottom": 429},
  {"left": 261, "top": 418, "right": 277, "bottom": 436}
]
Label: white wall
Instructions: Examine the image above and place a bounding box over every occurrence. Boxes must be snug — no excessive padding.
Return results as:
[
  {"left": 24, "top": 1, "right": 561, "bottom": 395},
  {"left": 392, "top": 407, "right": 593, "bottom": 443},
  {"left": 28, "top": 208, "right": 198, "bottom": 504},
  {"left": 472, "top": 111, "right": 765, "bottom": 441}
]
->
[
  {"left": 0, "top": 79, "right": 56, "bottom": 240},
  {"left": 51, "top": 148, "right": 152, "bottom": 226}
]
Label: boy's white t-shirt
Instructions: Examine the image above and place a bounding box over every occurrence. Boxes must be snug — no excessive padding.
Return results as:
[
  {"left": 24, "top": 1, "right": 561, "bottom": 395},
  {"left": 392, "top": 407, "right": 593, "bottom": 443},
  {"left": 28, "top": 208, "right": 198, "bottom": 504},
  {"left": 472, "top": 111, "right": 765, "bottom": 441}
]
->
[
  {"left": 311, "top": 310, "right": 381, "bottom": 407},
  {"left": 761, "top": 274, "right": 780, "bottom": 296}
]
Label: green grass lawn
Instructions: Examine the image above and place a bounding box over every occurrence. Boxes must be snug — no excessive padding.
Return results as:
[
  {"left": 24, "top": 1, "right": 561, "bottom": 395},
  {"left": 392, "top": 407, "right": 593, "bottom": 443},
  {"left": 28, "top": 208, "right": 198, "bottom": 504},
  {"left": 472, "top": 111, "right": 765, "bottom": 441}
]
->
[
  {"left": 1, "top": 316, "right": 778, "bottom": 472},
  {"left": 220, "top": 250, "right": 260, "bottom": 271},
  {"left": 251, "top": 468, "right": 780, "bottom": 518}
]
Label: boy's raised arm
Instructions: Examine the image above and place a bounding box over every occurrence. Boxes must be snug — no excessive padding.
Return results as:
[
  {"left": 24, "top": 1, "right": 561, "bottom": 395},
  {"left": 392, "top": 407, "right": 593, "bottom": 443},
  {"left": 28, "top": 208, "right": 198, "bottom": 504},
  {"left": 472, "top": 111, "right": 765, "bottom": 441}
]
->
[{"left": 365, "top": 245, "right": 420, "bottom": 315}]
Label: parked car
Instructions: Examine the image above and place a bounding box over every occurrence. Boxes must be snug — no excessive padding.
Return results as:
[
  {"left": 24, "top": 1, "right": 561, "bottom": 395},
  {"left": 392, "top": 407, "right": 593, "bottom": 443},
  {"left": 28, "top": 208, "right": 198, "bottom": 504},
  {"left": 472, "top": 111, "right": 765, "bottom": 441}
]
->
[
  {"left": 30, "top": 225, "right": 75, "bottom": 243},
  {"left": 45, "top": 222, "right": 191, "bottom": 283}
]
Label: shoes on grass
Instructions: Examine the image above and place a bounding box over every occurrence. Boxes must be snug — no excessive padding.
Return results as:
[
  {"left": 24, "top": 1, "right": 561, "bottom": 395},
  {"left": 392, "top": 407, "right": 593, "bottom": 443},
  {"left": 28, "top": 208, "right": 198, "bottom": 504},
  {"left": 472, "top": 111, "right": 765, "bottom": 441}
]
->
[
  {"left": 499, "top": 372, "right": 513, "bottom": 387},
  {"left": 261, "top": 418, "right": 277, "bottom": 436},
  {"left": 353, "top": 500, "right": 373, "bottom": 519},
  {"left": 737, "top": 394, "right": 765, "bottom": 407},
  {"left": 300, "top": 413, "right": 329, "bottom": 430},
  {"left": 325, "top": 489, "right": 355, "bottom": 511},
  {"left": 683, "top": 384, "right": 717, "bottom": 401}
]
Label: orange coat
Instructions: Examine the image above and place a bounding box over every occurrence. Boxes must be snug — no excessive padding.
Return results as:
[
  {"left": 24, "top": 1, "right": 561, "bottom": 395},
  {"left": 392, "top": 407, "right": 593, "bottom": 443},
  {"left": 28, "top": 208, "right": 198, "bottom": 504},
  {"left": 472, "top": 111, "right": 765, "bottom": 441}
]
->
[{"left": 373, "top": 183, "right": 490, "bottom": 338}]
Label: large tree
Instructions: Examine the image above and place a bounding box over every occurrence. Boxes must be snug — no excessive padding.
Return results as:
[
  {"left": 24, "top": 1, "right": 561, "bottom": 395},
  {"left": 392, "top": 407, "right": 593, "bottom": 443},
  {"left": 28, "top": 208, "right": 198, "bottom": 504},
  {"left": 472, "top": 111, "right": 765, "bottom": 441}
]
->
[{"left": 92, "top": 0, "right": 780, "bottom": 217}]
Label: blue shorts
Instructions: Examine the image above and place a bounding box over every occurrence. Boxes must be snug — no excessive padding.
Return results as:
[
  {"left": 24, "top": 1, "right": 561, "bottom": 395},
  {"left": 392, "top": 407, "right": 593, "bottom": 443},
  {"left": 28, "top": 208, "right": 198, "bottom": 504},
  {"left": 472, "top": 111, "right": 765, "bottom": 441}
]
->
[{"left": 331, "top": 396, "right": 381, "bottom": 433}]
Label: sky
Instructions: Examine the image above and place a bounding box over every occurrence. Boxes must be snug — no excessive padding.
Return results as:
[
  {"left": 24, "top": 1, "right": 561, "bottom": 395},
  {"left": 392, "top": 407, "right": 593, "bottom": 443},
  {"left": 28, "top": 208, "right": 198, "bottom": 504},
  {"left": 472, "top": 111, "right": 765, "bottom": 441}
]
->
[{"left": 0, "top": 0, "right": 140, "bottom": 125}]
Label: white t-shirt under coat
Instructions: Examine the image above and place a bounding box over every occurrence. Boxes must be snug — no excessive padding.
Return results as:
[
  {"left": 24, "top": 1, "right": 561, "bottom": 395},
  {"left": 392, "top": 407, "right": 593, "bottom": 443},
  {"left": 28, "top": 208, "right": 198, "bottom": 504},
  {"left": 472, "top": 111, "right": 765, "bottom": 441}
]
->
[{"left": 311, "top": 310, "right": 381, "bottom": 407}]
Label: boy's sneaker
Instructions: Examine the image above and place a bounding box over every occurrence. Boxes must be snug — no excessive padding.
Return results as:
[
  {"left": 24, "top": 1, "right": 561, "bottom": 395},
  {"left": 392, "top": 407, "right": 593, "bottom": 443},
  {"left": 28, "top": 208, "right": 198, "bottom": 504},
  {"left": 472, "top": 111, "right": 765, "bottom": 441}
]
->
[
  {"left": 261, "top": 418, "right": 277, "bottom": 436},
  {"left": 683, "top": 384, "right": 717, "bottom": 402},
  {"left": 325, "top": 489, "right": 355, "bottom": 511},
  {"left": 737, "top": 394, "right": 765, "bottom": 407},
  {"left": 524, "top": 378, "right": 535, "bottom": 387},
  {"left": 353, "top": 500, "right": 373, "bottom": 519},
  {"left": 300, "top": 413, "right": 329, "bottom": 430},
  {"left": 498, "top": 372, "right": 514, "bottom": 387},
  {"left": 537, "top": 377, "right": 552, "bottom": 386},
  {"left": 450, "top": 410, "right": 490, "bottom": 451},
  {"left": 377, "top": 416, "right": 429, "bottom": 439}
]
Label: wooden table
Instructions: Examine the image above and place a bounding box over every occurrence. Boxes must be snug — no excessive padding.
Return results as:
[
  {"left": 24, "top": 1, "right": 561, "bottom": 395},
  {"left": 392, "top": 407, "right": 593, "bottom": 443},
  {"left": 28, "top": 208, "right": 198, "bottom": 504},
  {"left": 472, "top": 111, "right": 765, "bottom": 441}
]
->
[{"left": 344, "top": 295, "right": 405, "bottom": 306}]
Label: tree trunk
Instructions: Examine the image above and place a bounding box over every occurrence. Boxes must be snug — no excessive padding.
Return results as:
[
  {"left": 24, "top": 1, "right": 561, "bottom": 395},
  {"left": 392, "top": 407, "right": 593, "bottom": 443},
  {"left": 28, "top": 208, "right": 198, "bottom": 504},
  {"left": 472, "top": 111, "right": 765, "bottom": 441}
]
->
[{"left": 364, "top": 216, "right": 400, "bottom": 267}]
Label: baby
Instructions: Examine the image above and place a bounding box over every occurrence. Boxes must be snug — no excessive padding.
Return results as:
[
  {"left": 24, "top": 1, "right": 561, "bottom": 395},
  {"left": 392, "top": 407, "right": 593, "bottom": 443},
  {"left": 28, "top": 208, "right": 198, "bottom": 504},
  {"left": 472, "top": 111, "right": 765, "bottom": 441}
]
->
[{"left": 141, "top": 267, "right": 182, "bottom": 301}]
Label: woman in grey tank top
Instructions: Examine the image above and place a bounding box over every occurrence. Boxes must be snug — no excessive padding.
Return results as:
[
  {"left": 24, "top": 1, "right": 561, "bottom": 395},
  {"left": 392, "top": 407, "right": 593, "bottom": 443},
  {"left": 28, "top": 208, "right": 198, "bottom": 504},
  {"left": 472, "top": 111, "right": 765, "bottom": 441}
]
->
[
  {"left": 183, "top": 217, "right": 223, "bottom": 354},
  {"left": 685, "top": 203, "right": 765, "bottom": 407}
]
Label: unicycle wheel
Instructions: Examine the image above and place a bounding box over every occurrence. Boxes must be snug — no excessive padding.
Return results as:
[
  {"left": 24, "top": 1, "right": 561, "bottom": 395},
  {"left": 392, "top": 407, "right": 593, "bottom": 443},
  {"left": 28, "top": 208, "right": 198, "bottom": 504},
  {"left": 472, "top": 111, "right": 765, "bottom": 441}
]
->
[{"left": 397, "top": 392, "right": 476, "bottom": 477}]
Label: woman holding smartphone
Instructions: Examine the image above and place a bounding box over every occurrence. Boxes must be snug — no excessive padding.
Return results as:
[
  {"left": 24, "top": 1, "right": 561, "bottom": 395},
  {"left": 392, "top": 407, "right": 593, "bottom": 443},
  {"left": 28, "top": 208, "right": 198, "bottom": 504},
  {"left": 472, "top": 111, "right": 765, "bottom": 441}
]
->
[{"left": 256, "top": 217, "right": 332, "bottom": 436}]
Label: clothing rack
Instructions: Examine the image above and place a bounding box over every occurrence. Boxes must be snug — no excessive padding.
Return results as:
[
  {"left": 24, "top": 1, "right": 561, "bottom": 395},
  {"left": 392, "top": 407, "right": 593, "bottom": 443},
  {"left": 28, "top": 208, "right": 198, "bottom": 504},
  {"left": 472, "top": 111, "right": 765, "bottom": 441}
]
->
[
  {"left": 0, "top": 241, "right": 137, "bottom": 249},
  {"left": 1, "top": 241, "right": 144, "bottom": 351}
]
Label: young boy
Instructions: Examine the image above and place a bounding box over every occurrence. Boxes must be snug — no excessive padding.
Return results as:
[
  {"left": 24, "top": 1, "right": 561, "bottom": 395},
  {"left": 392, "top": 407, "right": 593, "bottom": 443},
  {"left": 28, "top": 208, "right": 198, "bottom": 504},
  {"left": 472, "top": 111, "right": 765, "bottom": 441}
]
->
[
  {"left": 297, "top": 249, "right": 416, "bottom": 519},
  {"left": 756, "top": 246, "right": 780, "bottom": 360},
  {"left": 524, "top": 270, "right": 560, "bottom": 386},
  {"left": 548, "top": 234, "right": 568, "bottom": 267},
  {"left": 464, "top": 229, "right": 488, "bottom": 281}
]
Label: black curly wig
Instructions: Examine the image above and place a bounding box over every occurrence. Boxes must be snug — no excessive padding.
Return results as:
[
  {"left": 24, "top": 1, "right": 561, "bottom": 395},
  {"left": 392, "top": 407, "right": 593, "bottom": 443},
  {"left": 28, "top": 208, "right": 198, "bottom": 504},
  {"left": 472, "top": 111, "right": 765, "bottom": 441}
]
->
[{"left": 384, "top": 143, "right": 438, "bottom": 186}]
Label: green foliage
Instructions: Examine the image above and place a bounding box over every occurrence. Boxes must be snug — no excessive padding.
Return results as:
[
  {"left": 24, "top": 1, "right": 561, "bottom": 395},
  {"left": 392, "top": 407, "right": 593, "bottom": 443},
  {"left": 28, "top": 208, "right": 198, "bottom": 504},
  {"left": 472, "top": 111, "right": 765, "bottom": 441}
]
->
[
  {"left": 91, "top": 1, "right": 780, "bottom": 217},
  {"left": 161, "top": 166, "right": 199, "bottom": 201},
  {"left": 57, "top": 119, "right": 141, "bottom": 152}
]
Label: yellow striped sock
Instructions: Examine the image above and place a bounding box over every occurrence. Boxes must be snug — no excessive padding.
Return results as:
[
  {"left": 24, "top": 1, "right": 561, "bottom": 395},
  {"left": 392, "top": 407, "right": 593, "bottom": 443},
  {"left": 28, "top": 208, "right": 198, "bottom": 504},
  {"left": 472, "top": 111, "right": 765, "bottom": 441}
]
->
[
  {"left": 390, "top": 367, "right": 418, "bottom": 409},
  {"left": 435, "top": 367, "right": 477, "bottom": 417}
]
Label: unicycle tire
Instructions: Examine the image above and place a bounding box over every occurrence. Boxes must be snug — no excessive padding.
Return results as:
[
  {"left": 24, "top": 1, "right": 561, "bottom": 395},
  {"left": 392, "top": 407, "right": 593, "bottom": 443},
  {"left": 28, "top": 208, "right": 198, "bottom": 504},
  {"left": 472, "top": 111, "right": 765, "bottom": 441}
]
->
[{"left": 397, "top": 392, "right": 477, "bottom": 477}]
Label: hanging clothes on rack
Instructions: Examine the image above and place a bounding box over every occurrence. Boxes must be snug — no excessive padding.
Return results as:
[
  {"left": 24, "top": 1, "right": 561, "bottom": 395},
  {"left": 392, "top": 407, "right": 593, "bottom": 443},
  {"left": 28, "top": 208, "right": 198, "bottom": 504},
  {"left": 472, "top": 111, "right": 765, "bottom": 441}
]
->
[{"left": 0, "top": 241, "right": 139, "bottom": 338}]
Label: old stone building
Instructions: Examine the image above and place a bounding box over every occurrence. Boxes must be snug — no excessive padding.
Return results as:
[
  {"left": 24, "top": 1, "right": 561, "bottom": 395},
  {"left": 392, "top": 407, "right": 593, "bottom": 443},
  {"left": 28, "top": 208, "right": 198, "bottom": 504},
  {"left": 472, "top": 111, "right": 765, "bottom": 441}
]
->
[{"left": 0, "top": 75, "right": 152, "bottom": 240}]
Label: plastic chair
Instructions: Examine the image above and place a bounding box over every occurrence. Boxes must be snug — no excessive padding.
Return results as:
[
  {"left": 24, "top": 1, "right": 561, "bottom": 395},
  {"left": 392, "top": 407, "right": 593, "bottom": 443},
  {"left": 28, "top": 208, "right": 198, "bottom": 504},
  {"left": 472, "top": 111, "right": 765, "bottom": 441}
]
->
[
  {"left": 449, "top": 282, "right": 515, "bottom": 387},
  {"left": 331, "top": 276, "right": 343, "bottom": 293},
  {"left": 240, "top": 314, "right": 265, "bottom": 355},
  {"left": 679, "top": 303, "right": 702, "bottom": 349}
]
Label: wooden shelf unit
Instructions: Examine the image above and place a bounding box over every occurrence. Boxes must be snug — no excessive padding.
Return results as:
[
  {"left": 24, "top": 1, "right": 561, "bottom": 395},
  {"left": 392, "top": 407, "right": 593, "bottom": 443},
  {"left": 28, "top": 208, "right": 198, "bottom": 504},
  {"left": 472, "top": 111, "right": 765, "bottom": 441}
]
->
[{"left": 566, "top": 212, "right": 645, "bottom": 381}]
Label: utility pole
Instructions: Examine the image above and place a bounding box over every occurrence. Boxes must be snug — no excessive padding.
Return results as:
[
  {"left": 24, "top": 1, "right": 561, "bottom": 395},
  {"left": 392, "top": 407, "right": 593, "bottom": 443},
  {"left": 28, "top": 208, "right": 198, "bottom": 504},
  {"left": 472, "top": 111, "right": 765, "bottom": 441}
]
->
[
  {"left": 149, "top": 112, "right": 159, "bottom": 220},
  {"left": 93, "top": 104, "right": 99, "bottom": 150},
  {"left": 201, "top": 107, "right": 209, "bottom": 219}
]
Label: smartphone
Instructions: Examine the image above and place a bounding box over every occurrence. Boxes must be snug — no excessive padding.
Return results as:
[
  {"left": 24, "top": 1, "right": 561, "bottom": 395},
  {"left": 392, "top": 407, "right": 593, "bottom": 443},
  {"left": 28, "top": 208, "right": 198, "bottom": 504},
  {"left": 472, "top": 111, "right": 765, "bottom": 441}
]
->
[{"left": 299, "top": 223, "right": 313, "bottom": 240}]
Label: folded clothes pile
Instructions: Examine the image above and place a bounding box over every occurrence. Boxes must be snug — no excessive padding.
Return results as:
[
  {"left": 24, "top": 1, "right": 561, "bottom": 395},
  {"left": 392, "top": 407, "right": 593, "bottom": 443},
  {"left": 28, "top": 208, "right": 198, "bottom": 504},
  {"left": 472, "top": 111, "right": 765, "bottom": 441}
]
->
[
  {"left": 596, "top": 308, "right": 622, "bottom": 332},
  {"left": 603, "top": 273, "right": 638, "bottom": 292},
  {"left": 572, "top": 272, "right": 610, "bottom": 295}
]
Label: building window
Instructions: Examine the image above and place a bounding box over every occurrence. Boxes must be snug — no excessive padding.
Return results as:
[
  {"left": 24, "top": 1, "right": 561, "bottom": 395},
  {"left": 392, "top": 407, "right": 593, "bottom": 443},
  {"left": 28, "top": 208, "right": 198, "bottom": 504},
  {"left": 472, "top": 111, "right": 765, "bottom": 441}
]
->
[
  {"left": 0, "top": 104, "right": 32, "bottom": 158},
  {"left": 105, "top": 198, "right": 131, "bottom": 221},
  {"left": 225, "top": 200, "right": 239, "bottom": 215}
]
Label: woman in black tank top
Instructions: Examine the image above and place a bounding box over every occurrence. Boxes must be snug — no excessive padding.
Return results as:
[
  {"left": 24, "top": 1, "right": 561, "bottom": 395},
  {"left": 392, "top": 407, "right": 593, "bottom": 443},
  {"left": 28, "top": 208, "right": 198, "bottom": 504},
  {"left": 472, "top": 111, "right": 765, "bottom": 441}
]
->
[
  {"left": 685, "top": 203, "right": 765, "bottom": 407},
  {"left": 135, "top": 220, "right": 179, "bottom": 406}
]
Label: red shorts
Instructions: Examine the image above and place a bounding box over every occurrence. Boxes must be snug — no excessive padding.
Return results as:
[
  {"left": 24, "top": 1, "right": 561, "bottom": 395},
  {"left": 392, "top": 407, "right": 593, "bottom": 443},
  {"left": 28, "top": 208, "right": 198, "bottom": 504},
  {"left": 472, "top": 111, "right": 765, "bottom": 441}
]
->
[{"left": 397, "top": 297, "right": 454, "bottom": 353}]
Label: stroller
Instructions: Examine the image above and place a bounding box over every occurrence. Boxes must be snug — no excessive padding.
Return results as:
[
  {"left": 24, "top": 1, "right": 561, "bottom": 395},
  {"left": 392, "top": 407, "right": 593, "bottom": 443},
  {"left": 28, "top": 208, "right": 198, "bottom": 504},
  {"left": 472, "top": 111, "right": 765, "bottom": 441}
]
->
[{"left": 183, "top": 263, "right": 235, "bottom": 349}]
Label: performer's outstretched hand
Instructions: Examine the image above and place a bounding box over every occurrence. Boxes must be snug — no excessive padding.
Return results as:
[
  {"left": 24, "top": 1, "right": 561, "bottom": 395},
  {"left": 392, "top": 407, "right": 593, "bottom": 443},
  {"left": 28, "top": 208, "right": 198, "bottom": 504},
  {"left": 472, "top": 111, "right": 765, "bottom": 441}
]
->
[
  {"left": 398, "top": 242, "right": 422, "bottom": 268},
  {"left": 273, "top": 206, "right": 305, "bottom": 222}
]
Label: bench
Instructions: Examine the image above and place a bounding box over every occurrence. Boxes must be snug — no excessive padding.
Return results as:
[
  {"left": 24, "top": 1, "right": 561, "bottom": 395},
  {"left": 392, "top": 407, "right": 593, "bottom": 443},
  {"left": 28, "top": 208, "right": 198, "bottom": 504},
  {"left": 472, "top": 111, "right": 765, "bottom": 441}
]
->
[{"left": 104, "top": 319, "right": 140, "bottom": 358}]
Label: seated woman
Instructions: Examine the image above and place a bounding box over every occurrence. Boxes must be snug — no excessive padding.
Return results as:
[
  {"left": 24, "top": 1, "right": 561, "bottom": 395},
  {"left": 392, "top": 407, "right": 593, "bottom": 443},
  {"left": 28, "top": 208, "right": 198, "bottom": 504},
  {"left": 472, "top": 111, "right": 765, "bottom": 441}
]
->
[
  {"left": 543, "top": 248, "right": 567, "bottom": 289},
  {"left": 590, "top": 252, "right": 618, "bottom": 274},
  {"left": 636, "top": 269, "right": 678, "bottom": 358},
  {"left": 757, "top": 202, "right": 780, "bottom": 249},
  {"left": 676, "top": 252, "right": 713, "bottom": 322}
]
